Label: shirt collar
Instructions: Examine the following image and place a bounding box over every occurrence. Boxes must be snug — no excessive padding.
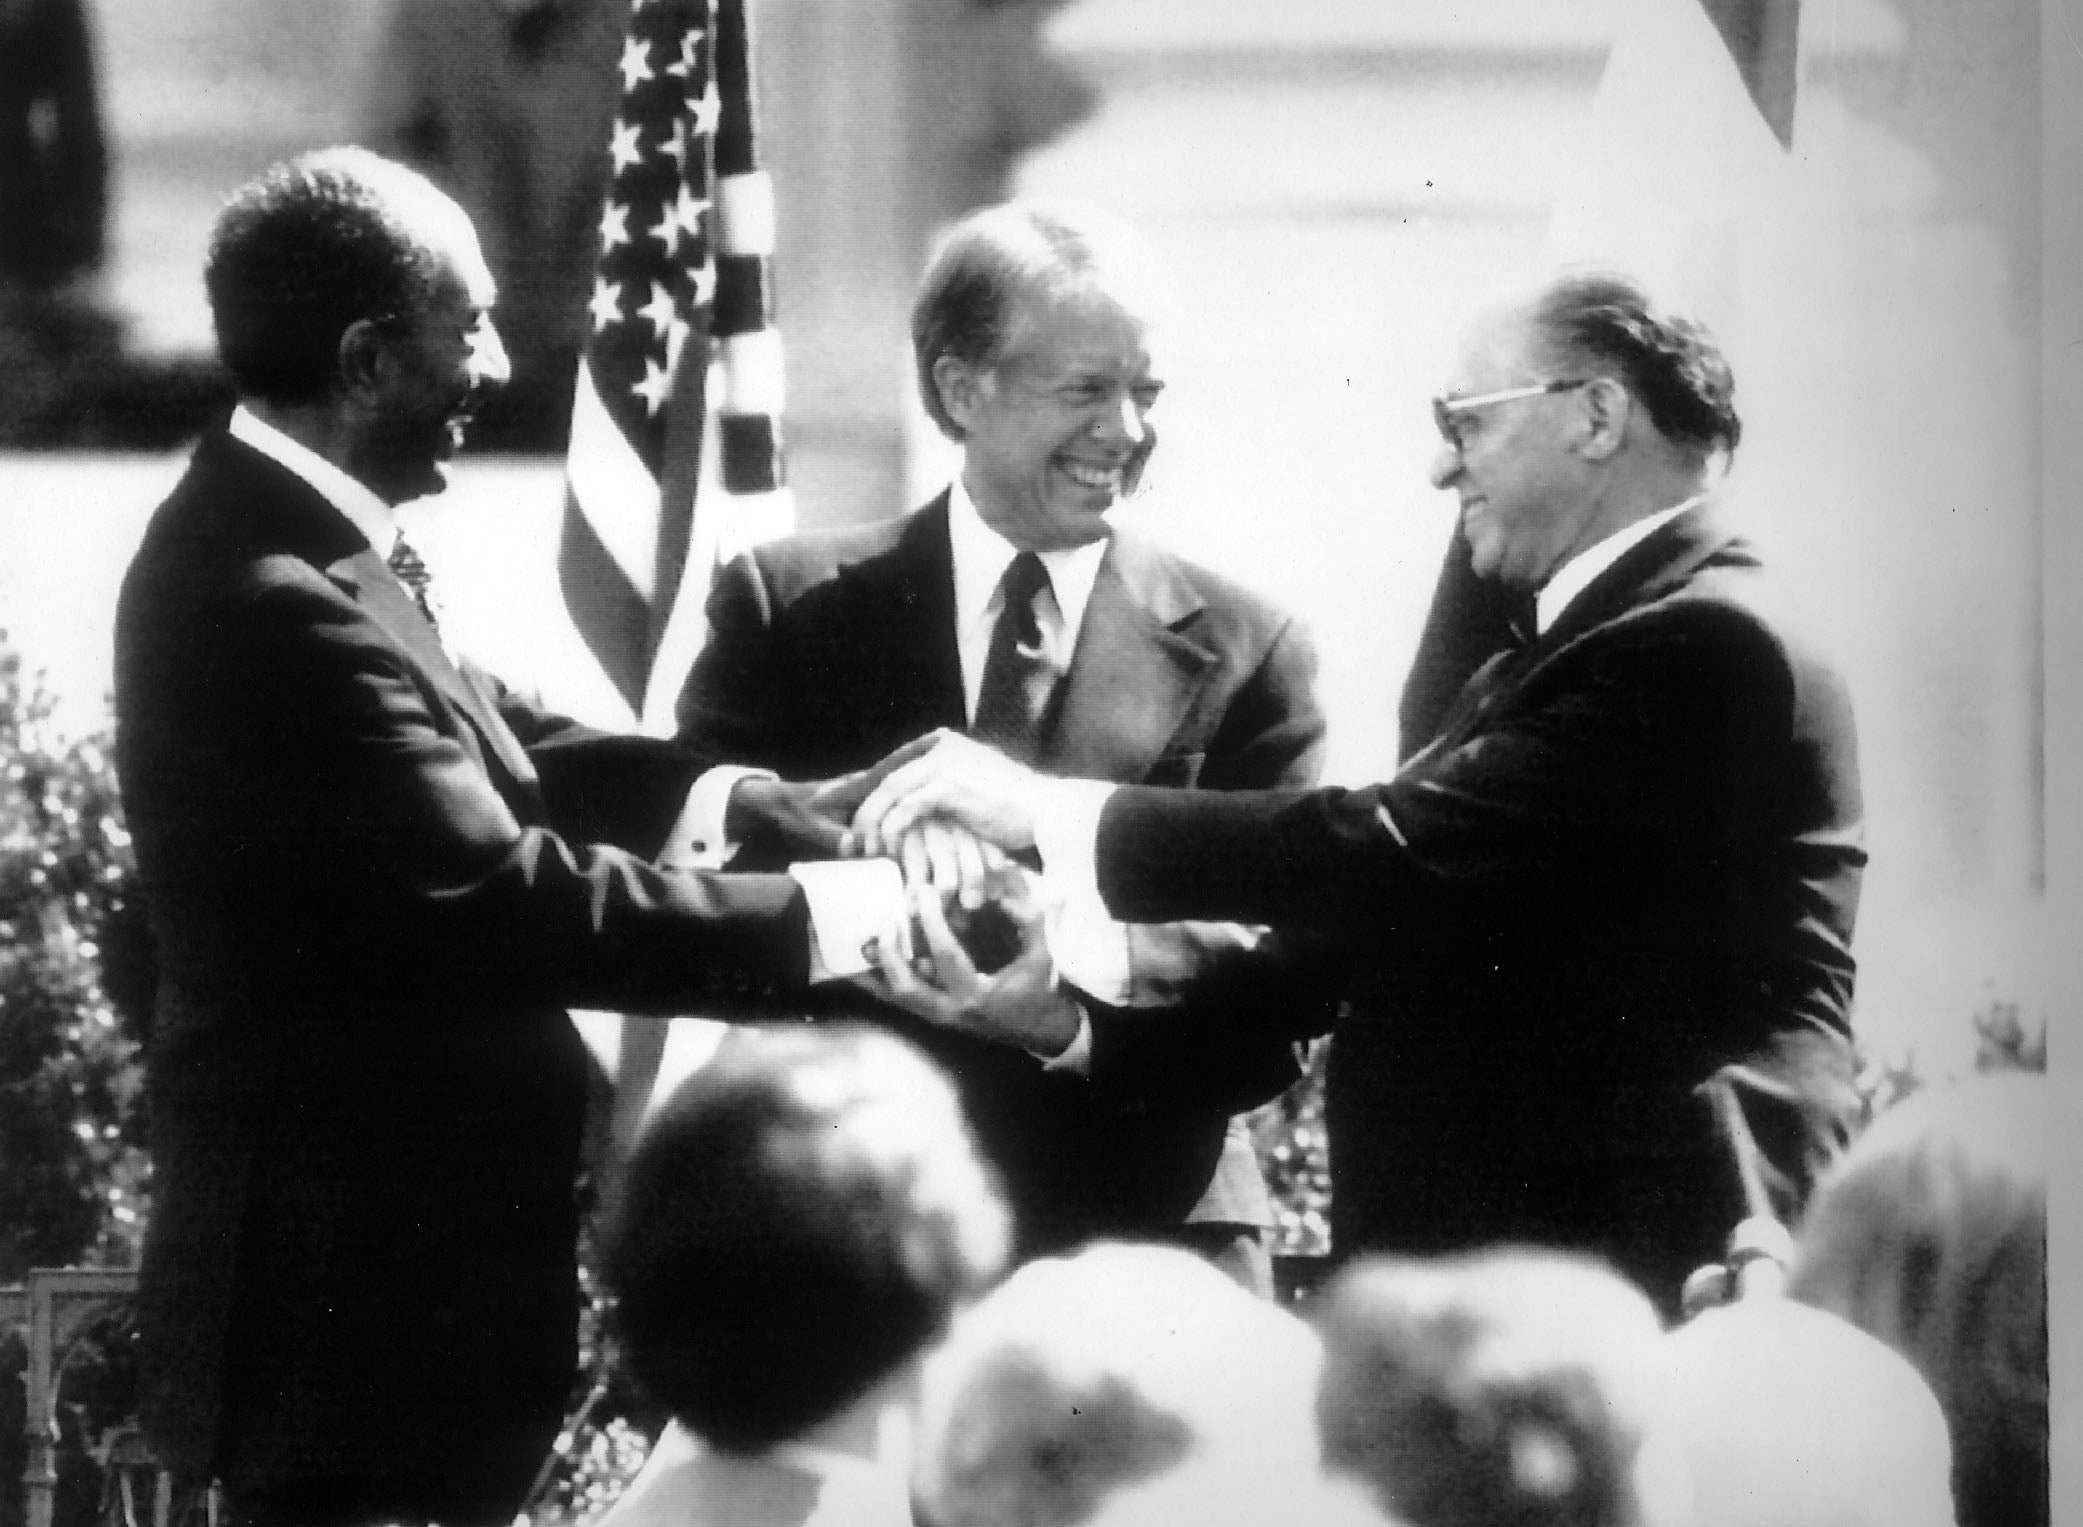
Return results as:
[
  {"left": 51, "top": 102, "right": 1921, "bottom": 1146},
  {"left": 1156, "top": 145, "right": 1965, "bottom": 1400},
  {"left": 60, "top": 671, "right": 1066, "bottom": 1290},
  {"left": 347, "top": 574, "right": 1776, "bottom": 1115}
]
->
[
  {"left": 946, "top": 473, "right": 1109, "bottom": 640},
  {"left": 228, "top": 404, "right": 399, "bottom": 558},
  {"left": 1536, "top": 490, "right": 1710, "bottom": 635}
]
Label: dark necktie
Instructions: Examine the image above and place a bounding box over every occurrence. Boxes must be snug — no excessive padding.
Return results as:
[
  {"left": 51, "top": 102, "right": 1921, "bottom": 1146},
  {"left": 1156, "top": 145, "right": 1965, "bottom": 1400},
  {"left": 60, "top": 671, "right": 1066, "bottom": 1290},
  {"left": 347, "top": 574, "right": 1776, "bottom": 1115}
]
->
[
  {"left": 971, "top": 551, "right": 1056, "bottom": 764},
  {"left": 388, "top": 535, "right": 442, "bottom": 635}
]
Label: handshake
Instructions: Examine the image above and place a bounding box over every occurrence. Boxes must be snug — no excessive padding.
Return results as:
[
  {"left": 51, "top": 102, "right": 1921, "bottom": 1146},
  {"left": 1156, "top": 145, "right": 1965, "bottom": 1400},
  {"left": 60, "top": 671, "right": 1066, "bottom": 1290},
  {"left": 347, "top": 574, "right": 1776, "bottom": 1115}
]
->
[{"left": 727, "top": 731, "right": 1073, "bottom": 1053}]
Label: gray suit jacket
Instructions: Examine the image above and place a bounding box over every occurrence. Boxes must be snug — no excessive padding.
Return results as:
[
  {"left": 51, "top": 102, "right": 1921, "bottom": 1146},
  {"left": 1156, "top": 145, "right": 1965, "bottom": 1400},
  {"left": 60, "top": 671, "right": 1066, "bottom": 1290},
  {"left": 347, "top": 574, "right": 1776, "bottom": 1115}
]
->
[{"left": 677, "top": 494, "right": 1335, "bottom": 1252}]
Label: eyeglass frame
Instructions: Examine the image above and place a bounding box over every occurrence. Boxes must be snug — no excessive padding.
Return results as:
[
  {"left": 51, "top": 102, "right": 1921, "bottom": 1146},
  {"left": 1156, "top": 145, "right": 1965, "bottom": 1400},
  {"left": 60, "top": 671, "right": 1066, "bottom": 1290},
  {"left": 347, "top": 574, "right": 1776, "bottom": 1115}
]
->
[{"left": 1431, "top": 378, "right": 1591, "bottom": 455}]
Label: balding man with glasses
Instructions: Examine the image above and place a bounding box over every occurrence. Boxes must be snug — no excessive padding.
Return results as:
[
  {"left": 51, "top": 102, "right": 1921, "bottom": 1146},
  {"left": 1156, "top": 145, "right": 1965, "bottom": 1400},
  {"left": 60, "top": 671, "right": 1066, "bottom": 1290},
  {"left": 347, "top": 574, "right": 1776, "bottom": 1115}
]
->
[{"left": 852, "top": 270, "right": 1867, "bottom": 1312}]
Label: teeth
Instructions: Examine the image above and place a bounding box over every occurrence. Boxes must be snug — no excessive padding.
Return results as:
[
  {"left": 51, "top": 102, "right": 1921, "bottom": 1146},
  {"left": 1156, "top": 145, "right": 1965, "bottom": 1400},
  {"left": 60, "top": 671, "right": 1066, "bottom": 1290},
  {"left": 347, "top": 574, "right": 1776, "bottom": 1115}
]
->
[{"left": 1063, "top": 463, "right": 1121, "bottom": 489}]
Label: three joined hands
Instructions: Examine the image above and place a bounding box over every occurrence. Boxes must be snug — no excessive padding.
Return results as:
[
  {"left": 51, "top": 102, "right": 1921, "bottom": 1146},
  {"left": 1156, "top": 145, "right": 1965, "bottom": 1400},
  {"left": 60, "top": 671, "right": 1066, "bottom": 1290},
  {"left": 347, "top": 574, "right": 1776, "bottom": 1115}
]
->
[{"left": 730, "top": 731, "right": 1073, "bottom": 1054}]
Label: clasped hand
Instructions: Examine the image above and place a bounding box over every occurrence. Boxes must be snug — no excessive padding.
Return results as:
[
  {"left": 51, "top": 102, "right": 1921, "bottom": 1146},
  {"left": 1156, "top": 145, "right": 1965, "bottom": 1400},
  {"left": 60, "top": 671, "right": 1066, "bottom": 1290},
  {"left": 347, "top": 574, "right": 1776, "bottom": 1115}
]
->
[{"left": 858, "top": 851, "right": 1084, "bottom": 1060}]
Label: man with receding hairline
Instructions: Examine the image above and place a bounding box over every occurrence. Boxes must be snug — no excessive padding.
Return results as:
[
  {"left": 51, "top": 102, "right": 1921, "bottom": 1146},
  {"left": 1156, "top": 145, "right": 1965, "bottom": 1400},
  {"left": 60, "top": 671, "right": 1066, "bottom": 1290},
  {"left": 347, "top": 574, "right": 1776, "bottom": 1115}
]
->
[
  {"left": 115, "top": 147, "right": 908, "bottom": 1527},
  {"left": 854, "top": 270, "right": 1867, "bottom": 1310},
  {"left": 676, "top": 200, "right": 1332, "bottom": 1290}
]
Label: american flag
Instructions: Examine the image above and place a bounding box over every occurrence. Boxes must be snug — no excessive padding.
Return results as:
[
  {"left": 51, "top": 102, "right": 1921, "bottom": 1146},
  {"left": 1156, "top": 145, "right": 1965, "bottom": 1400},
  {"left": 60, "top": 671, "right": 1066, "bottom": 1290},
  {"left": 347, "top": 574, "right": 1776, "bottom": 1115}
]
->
[{"left": 559, "top": 0, "right": 786, "bottom": 724}]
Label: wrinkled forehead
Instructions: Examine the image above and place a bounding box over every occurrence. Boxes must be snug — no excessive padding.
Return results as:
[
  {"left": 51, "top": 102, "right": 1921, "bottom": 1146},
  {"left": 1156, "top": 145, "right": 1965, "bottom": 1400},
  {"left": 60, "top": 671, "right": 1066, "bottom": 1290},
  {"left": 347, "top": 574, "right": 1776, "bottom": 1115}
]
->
[
  {"left": 998, "top": 274, "right": 1166, "bottom": 374},
  {"left": 1444, "top": 306, "right": 1546, "bottom": 395}
]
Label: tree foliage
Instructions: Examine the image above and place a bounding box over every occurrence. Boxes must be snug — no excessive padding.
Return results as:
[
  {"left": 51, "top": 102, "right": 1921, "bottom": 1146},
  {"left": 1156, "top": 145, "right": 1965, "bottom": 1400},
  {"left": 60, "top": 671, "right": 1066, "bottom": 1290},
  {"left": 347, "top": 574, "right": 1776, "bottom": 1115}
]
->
[{"left": 0, "top": 637, "right": 151, "bottom": 1282}]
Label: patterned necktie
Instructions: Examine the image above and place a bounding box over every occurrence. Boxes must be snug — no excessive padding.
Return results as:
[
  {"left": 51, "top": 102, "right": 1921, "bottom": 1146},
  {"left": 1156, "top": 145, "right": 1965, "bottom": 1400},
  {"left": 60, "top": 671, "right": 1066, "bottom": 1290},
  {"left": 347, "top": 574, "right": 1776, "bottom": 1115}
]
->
[
  {"left": 971, "top": 551, "right": 1056, "bottom": 764},
  {"left": 388, "top": 535, "right": 442, "bottom": 634}
]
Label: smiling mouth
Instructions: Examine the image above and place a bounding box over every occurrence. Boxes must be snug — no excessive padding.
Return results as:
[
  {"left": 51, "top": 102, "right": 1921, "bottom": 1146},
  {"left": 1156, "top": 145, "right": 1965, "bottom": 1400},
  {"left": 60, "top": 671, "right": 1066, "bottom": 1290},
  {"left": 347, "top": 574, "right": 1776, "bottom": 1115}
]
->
[{"left": 1060, "top": 460, "right": 1125, "bottom": 492}]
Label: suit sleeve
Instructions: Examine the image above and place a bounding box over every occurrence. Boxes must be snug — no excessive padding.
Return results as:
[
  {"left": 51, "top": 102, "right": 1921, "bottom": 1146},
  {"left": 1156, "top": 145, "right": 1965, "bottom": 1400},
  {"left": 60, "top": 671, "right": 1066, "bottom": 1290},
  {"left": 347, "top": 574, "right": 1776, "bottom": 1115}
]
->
[
  {"left": 1093, "top": 601, "right": 1800, "bottom": 947},
  {"left": 228, "top": 574, "right": 811, "bottom": 1016},
  {"left": 468, "top": 664, "right": 718, "bottom": 857},
  {"left": 674, "top": 549, "right": 804, "bottom": 772},
  {"left": 1081, "top": 614, "right": 1342, "bottom": 1111}
]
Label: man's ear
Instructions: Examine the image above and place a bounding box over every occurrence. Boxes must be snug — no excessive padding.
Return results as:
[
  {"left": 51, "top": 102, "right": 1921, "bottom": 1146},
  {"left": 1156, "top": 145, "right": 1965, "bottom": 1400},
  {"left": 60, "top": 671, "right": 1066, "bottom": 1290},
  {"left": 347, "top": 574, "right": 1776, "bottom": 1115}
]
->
[
  {"left": 1578, "top": 376, "right": 1630, "bottom": 462},
  {"left": 932, "top": 355, "right": 986, "bottom": 434},
  {"left": 337, "top": 318, "right": 393, "bottom": 400}
]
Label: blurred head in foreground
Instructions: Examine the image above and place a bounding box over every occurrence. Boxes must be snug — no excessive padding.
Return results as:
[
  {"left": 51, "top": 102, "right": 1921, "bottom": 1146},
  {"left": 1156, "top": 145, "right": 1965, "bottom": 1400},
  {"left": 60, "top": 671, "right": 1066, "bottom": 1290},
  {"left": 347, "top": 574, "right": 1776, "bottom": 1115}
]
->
[
  {"left": 911, "top": 1241, "right": 1321, "bottom": 1527},
  {"left": 1313, "top": 1248, "right": 1669, "bottom": 1527},
  {"left": 1787, "top": 1072, "right": 2058, "bottom": 1527},
  {"left": 1656, "top": 1297, "right": 1956, "bottom": 1527},
  {"left": 608, "top": 1025, "right": 1010, "bottom": 1455}
]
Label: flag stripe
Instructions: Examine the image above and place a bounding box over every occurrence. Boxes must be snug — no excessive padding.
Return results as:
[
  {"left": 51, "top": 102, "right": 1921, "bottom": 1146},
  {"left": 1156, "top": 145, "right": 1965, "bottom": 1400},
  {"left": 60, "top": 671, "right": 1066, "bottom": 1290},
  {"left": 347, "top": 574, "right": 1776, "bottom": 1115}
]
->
[
  {"left": 559, "top": 495, "right": 652, "bottom": 715},
  {"left": 713, "top": 0, "right": 757, "bottom": 174},
  {"left": 711, "top": 253, "right": 772, "bottom": 335},
  {"left": 719, "top": 415, "right": 783, "bottom": 494}
]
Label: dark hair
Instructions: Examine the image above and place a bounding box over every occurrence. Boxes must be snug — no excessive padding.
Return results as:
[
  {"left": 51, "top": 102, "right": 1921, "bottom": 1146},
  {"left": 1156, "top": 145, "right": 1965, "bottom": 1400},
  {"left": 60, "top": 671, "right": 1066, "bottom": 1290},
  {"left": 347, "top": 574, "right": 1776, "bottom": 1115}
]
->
[
  {"left": 204, "top": 147, "right": 449, "bottom": 404},
  {"left": 1525, "top": 271, "right": 1742, "bottom": 457},
  {"left": 608, "top": 1026, "right": 1008, "bottom": 1454},
  {"left": 1315, "top": 1250, "right": 1667, "bottom": 1527},
  {"left": 910, "top": 202, "right": 1156, "bottom": 440}
]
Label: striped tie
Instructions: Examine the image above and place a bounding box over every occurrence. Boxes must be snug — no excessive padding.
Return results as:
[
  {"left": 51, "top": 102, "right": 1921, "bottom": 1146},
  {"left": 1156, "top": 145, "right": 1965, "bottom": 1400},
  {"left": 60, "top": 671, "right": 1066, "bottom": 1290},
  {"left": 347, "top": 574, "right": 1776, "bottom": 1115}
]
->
[
  {"left": 388, "top": 535, "right": 441, "bottom": 634},
  {"left": 971, "top": 552, "right": 1056, "bottom": 764}
]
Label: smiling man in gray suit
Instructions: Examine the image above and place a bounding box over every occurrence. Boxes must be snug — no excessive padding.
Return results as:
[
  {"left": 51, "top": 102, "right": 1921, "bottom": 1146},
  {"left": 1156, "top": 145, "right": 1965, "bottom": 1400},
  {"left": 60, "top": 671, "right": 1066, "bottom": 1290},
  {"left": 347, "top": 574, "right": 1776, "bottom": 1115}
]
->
[{"left": 677, "top": 203, "right": 1334, "bottom": 1289}]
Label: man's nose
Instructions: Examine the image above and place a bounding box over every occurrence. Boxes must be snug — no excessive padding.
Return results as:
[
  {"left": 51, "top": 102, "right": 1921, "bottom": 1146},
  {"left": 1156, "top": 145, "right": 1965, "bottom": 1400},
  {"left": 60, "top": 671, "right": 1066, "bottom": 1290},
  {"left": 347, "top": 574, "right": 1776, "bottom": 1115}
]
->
[
  {"left": 1092, "top": 391, "right": 1146, "bottom": 444},
  {"left": 469, "top": 319, "right": 512, "bottom": 391},
  {"left": 1428, "top": 443, "right": 1461, "bottom": 491}
]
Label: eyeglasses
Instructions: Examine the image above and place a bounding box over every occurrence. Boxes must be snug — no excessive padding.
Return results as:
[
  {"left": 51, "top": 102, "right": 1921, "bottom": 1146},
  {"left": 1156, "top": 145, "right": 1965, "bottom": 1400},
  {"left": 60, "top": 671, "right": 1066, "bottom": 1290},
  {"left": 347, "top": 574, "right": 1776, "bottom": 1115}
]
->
[{"left": 1432, "top": 378, "right": 1590, "bottom": 454}]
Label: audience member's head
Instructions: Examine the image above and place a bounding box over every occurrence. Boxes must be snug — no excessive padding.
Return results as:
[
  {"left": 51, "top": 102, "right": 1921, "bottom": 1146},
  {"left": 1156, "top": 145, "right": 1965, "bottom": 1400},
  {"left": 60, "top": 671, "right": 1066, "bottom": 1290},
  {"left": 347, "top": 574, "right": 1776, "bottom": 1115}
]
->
[
  {"left": 1081, "top": 1462, "right": 1406, "bottom": 1527},
  {"left": 911, "top": 1241, "right": 1320, "bottom": 1527},
  {"left": 1655, "top": 1297, "right": 1957, "bottom": 1527},
  {"left": 1786, "top": 1072, "right": 2058, "bottom": 1527},
  {"left": 1313, "top": 1248, "right": 1669, "bottom": 1527},
  {"left": 608, "top": 1025, "right": 1009, "bottom": 1456}
]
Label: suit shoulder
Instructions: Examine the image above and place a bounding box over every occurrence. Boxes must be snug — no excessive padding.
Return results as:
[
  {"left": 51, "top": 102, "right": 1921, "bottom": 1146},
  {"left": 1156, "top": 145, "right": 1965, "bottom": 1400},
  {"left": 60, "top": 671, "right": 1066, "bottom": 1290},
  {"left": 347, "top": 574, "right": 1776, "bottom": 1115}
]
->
[
  {"left": 1119, "top": 536, "right": 1311, "bottom": 657},
  {"left": 742, "top": 513, "right": 917, "bottom": 604}
]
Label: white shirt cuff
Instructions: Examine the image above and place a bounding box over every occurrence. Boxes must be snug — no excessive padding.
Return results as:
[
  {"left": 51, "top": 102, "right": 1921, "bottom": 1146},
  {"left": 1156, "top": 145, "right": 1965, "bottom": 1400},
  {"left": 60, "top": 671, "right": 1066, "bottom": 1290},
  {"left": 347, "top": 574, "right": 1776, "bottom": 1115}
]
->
[
  {"left": 1041, "top": 1001, "right": 1094, "bottom": 1074},
  {"left": 788, "top": 859, "right": 905, "bottom": 981},
  {"left": 1032, "top": 775, "right": 1114, "bottom": 881},
  {"left": 660, "top": 764, "right": 777, "bottom": 870}
]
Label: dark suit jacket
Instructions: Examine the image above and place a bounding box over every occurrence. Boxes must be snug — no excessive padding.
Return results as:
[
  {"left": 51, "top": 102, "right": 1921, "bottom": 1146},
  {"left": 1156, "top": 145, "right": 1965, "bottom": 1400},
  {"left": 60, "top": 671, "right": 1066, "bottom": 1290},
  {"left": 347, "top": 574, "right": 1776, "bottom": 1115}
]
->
[
  {"left": 676, "top": 495, "right": 1333, "bottom": 1254},
  {"left": 114, "top": 430, "right": 816, "bottom": 1513},
  {"left": 1086, "top": 506, "right": 1865, "bottom": 1306}
]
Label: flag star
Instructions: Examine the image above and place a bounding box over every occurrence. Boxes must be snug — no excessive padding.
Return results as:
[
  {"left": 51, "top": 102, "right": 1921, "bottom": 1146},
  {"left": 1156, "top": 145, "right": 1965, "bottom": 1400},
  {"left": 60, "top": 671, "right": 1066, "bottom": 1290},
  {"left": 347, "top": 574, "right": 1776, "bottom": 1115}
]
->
[
  {"left": 659, "top": 119, "right": 690, "bottom": 172},
  {"left": 599, "top": 199, "right": 631, "bottom": 254},
  {"left": 687, "top": 258, "right": 717, "bottom": 309},
  {"left": 617, "top": 36, "right": 654, "bottom": 93},
  {"left": 647, "top": 203, "right": 681, "bottom": 258},
  {"left": 608, "top": 119, "right": 645, "bottom": 173},
  {"left": 638, "top": 281, "right": 679, "bottom": 341},
  {"left": 688, "top": 86, "right": 721, "bottom": 136},
  {"left": 587, "top": 277, "right": 624, "bottom": 332},
  {"left": 668, "top": 29, "right": 704, "bottom": 78},
  {"left": 633, "top": 355, "right": 674, "bottom": 415},
  {"left": 675, "top": 183, "right": 710, "bottom": 241}
]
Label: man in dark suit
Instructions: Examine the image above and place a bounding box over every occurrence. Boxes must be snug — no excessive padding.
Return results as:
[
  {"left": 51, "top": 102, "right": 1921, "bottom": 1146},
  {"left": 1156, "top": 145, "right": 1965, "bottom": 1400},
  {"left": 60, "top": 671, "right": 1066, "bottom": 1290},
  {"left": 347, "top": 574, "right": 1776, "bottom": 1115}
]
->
[
  {"left": 853, "top": 270, "right": 1866, "bottom": 1312},
  {"left": 114, "top": 148, "right": 907, "bottom": 1527},
  {"left": 676, "top": 202, "right": 1332, "bottom": 1287}
]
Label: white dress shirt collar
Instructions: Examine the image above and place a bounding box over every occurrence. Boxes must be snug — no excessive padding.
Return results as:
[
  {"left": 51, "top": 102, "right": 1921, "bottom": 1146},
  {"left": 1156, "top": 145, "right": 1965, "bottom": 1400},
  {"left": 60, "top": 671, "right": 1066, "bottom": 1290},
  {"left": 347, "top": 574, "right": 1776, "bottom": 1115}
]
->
[
  {"left": 1536, "top": 490, "right": 1710, "bottom": 635},
  {"left": 946, "top": 475, "right": 1110, "bottom": 717},
  {"left": 228, "top": 404, "right": 399, "bottom": 558},
  {"left": 947, "top": 475, "right": 1108, "bottom": 640}
]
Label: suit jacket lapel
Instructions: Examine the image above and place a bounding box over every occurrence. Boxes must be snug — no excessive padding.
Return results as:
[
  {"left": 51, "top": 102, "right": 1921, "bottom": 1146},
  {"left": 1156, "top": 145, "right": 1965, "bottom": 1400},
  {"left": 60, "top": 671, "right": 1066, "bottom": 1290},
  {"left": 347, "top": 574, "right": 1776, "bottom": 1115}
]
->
[
  {"left": 324, "top": 543, "right": 544, "bottom": 802},
  {"left": 1413, "top": 506, "right": 1746, "bottom": 764},
  {"left": 198, "top": 430, "right": 543, "bottom": 801},
  {"left": 835, "top": 496, "right": 968, "bottom": 743},
  {"left": 1538, "top": 502, "right": 1746, "bottom": 652},
  {"left": 1040, "top": 532, "right": 1216, "bottom": 780}
]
